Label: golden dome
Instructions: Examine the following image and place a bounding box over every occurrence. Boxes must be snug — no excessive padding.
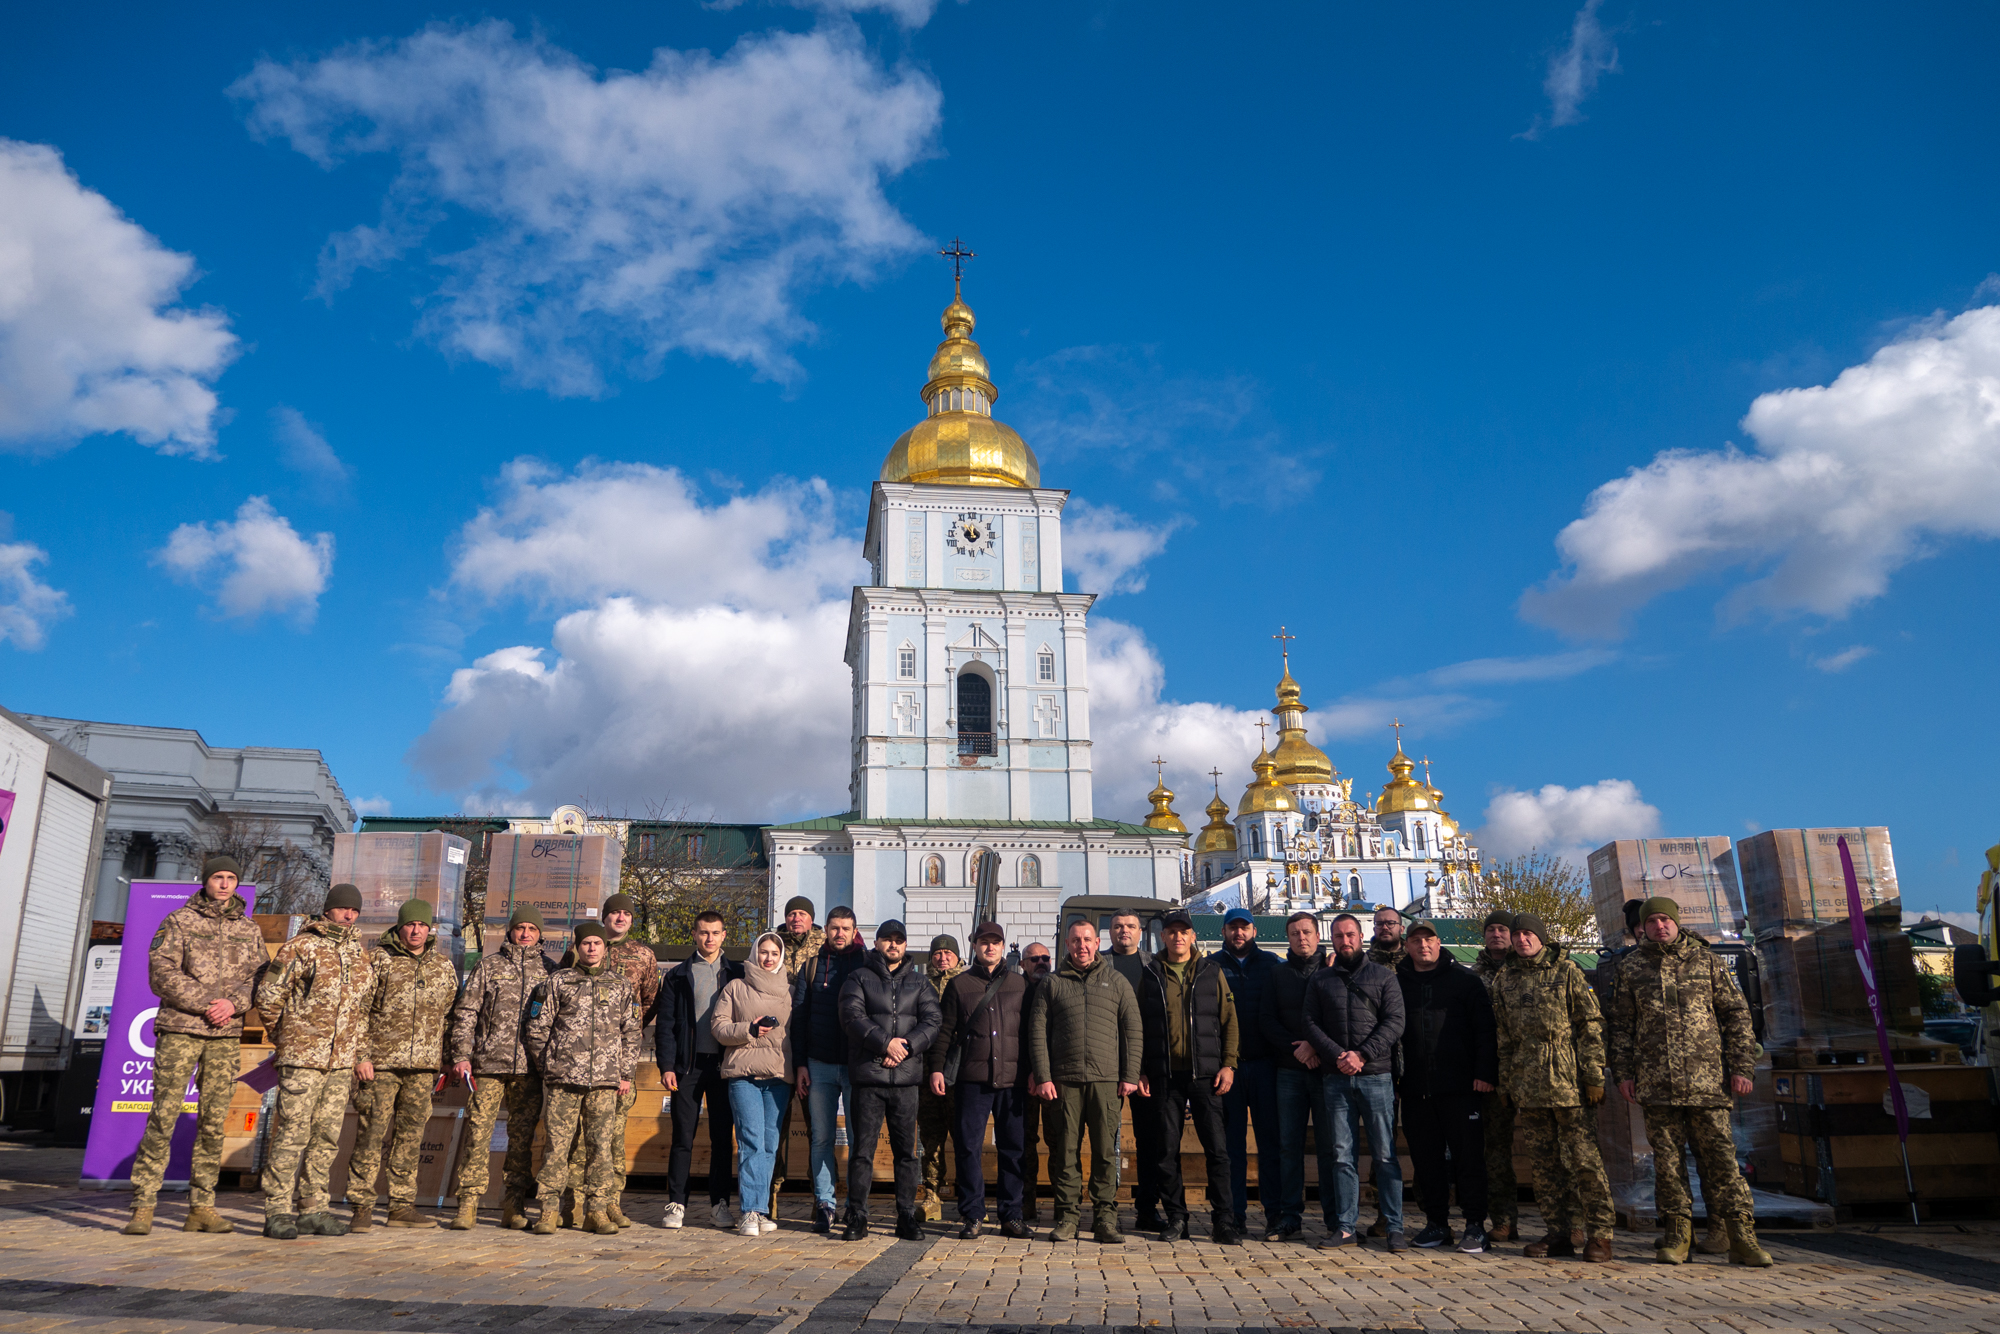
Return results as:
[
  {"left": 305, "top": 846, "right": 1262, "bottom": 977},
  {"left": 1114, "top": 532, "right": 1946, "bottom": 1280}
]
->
[
  {"left": 1238, "top": 746, "right": 1298, "bottom": 815},
  {"left": 1195, "top": 792, "right": 1237, "bottom": 854},
  {"left": 1143, "top": 775, "right": 1188, "bottom": 834},
  {"left": 879, "top": 288, "right": 1040, "bottom": 489},
  {"left": 1375, "top": 739, "right": 1438, "bottom": 815},
  {"left": 1269, "top": 650, "right": 1335, "bottom": 787}
]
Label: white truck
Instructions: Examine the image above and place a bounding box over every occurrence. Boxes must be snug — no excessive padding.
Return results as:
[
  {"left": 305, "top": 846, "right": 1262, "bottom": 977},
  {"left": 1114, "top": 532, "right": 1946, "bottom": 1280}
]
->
[{"left": 0, "top": 705, "right": 113, "bottom": 1128}]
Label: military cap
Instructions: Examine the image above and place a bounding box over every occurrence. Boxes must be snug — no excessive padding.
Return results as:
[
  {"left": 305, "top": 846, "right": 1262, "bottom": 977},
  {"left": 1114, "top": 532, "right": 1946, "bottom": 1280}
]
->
[
  {"left": 508, "top": 903, "right": 545, "bottom": 929},
  {"left": 1511, "top": 911, "right": 1550, "bottom": 942},
  {"left": 1482, "top": 909, "right": 1514, "bottom": 930},
  {"left": 1639, "top": 895, "right": 1680, "bottom": 924},
  {"left": 929, "top": 933, "right": 960, "bottom": 956},
  {"left": 573, "top": 920, "right": 608, "bottom": 943},
  {"left": 200, "top": 855, "right": 243, "bottom": 883},
  {"left": 395, "top": 898, "right": 434, "bottom": 926},
  {"left": 602, "top": 892, "right": 636, "bottom": 916},
  {"left": 785, "top": 895, "right": 815, "bottom": 916},
  {"left": 324, "top": 883, "right": 363, "bottom": 912}
]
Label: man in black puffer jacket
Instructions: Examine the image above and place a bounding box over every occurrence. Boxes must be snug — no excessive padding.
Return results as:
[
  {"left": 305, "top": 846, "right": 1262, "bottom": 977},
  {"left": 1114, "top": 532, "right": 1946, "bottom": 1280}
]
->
[
  {"left": 1259, "top": 911, "right": 1333, "bottom": 1240},
  {"left": 1396, "top": 921, "right": 1498, "bottom": 1253},
  {"left": 1135, "top": 910, "right": 1242, "bottom": 1246},
  {"left": 837, "top": 919, "right": 941, "bottom": 1240},
  {"left": 1213, "top": 906, "right": 1279, "bottom": 1238},
  {"left": 1303, "top": 913, "right": 1406, "bottom": 1250},
  {"left": 793, "top": 907, "right": 870, "bottom": 1234}
]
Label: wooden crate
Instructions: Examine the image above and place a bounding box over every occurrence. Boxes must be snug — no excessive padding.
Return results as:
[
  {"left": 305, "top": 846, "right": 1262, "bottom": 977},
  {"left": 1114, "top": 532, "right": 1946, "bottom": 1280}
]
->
[{"left": 1772, "top": 1065, "right": 2000, "bottom": 1205}]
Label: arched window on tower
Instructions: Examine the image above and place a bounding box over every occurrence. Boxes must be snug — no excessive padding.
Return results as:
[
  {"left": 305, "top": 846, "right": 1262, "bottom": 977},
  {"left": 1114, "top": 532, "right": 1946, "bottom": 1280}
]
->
[
  {"left": 1414, "top": 823, "right": 1426, "bottom": 852},
  {"left": 1250, "top": 825, "right": 1263, "bottom": 859},
  {"left": 1020, "top": 854, "right": 1041, "bottom": 887},
  {"left": 957, "top": 671, "right": 994, "bottom": 755},
  {"left": 1348, "top": 873, "right": 1362, "bottom": 899}
]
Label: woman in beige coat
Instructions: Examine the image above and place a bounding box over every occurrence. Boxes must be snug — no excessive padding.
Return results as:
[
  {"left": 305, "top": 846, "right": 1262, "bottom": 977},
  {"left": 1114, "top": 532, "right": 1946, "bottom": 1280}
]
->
[{"left": 713, "top": 931, "right": 795, "bottom": 1236}]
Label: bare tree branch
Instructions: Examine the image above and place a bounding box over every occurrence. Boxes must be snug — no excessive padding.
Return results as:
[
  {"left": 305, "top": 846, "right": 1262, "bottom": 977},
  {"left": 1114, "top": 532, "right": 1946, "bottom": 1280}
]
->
[{"left": 1463, "top": 850, "right": 1598, "bottom": 948}]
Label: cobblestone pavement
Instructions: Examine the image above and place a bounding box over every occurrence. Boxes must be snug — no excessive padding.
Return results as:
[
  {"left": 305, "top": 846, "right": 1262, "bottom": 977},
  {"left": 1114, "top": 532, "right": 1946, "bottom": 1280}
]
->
[{"left": 2, "top": 1184, "right": 1998, "bottom": 1334}]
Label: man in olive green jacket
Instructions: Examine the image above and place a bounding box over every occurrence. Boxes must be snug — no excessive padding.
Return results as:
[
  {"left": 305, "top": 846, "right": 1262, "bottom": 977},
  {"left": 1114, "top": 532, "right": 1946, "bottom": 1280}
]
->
[
  {"left": 1026, "top": 920, "right": 1141, "bottom": 1243},
  {"left": 349, "top": 899, "right": 458, "bottom": 1232},
  {"left": 1611, "top": 897, "right": 1769, "bottom": 1267},
  {"left": 1491, "top": 912, "right": 1614, "bottom": 1262}
]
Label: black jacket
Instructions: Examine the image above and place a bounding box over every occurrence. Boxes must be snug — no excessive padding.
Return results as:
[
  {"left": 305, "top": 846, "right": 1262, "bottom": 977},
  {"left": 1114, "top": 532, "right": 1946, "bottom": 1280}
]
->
[
  {"left": 927, "top": 959, "right": 1029, "bottom": 1088},
  {"left": 1213, "top": 944, "right": 1280, "bottom": 1062},
  {"left": 837, "top": 950, "right": 942, "bottom": 1088},
  {"left": 791, "top": 937, "right": 869, "bottom": 1069},
  {"left": 1135, "top": 952, "right": 1235, "bottom": 1082},
  {"left": 1303, "top": 951, "right": 1405, "bottom": 1077},
  {"left": 654, "top": 953, "right": 744, "bottom": 1078},
  {"left": 1259, "top": 946, "right": 1327, "bottom": 1072},
  {"left": 1395, "top": 955, "right": 1499, "bottom": 1097}
]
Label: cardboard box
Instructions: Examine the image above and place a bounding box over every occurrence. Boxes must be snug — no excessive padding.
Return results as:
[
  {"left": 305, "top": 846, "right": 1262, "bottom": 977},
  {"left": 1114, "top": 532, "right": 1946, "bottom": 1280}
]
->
[
  {"left": 485, "top": 834, "right": 622, "bottom": 935},
  {"left": 330, "top": 831, "right": 470, "bottom": 926},
  {"left": 1587, "top": 837, "right": 1748, "bottom": 948},
  {"left": 1758, "top": 919, "right": 1927, "bottom": 1048},
  {"left": 1736, "top": 828, "right": 1898, "bottom": 935}
]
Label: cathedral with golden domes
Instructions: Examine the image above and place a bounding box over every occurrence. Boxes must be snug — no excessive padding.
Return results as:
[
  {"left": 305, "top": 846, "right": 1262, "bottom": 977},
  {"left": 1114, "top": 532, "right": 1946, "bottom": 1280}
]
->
[
  {"left": 762, "top": 271, "right": 1187, "bottom": 946},
  {"left": 1169, "top": 646, "right": 1486, "bottom": 918}
]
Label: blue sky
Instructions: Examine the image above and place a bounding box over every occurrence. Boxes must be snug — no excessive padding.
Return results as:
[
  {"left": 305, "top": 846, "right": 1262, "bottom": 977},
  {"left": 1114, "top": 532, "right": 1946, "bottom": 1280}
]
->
[{"left": 4, "top": 1, "right": 1997, "bottom": 919}]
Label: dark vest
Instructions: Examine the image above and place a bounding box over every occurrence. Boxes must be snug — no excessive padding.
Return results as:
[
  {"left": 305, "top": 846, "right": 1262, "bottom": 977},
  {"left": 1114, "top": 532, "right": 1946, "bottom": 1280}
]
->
[{"left": 1138, "top": 954, "right": 1227, "bottom": 1081}]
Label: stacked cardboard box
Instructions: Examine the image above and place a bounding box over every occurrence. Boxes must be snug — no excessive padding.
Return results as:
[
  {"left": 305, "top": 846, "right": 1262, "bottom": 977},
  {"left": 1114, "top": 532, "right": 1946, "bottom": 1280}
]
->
[
  {"left": 1587, "top": 837, "right": 1748, "bottom": 948},
  {"left": 1736, "top": 827, "right": 1897, "bottom": 936},
  {"left": 485, "top": 833, "right": 622, "bottom": 938},
  {"left": 329, "top": 831, "right": 471, "bottom": 957}
]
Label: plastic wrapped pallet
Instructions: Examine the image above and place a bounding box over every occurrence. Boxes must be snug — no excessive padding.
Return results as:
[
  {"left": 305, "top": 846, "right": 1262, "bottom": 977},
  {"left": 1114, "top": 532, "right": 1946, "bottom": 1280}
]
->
[
  {"left": 1587, "top": 837, "right": 1748, "bottom": 948},
  {"left": 485, "top": 833, "right": 622, "bottom": 938},
  {"left": 330, "top": 831, "right": 469, "bottom": 927}
]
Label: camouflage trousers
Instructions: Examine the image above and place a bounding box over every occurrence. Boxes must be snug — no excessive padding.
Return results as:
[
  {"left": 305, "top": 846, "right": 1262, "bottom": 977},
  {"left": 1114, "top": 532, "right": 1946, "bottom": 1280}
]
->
[
  {"left": 1518, "top": 1105, "right": 1615, "bottom": 1239},
  {"left": 129, "top": 1032, "right": 239, "bottom": 1207},
  {"left": 536, "top": 1084, "right": 619, "bottom": 1208},
  {"left": 566, "top": 1083, "right": 637, "bottom": 1209},
  {"left": 348, "top": 1069, "right": 436, "bottom": 1209},
  {"left": 453, "top": 1073, "right": 543, "bottom": 1204},
  {"left": 1483, "top": 1091, "right": 1517, "bottom": 1226},
  {"left": 1645, "top": 1104, "right": 1754, "bottom": 1224},
  {"left": 261, "top": 1066, "right": 354, "bottom": 1220},
  {"left": 919, "top": 1087, "right": 954, "bottom": 1198}
]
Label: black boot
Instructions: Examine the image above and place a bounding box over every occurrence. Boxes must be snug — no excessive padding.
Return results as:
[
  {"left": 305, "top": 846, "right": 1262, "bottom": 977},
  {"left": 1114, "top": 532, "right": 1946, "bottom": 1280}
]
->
[
  {"left": 1211, "top": 1214, "right": 1245, "bottom": 1246},
  {"left": 842, "top": 1210, "right": 869, "bottom": 1241},
  {"left": 896, "top": 1211, "right": 924, "bottom": 1240}
]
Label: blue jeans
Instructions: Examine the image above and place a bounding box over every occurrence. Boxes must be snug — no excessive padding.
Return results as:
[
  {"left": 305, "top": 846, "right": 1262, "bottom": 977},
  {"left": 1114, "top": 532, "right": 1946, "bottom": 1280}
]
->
[
  {"left": 1323, "top": 1070, "right": 1402, "bottom": 1233},
  {"left": 728, "top": 1077, "right": 791, "bottom": 1218},
  {"left": 1221, "top": 1057, "right": 1278, "bottom": 1225},
  {"left": 805, "top": 1058, "right": 852, "bottom": 1208},
  {"left": 1275, "top": 1066, "right": 1338, "bottom": 1229}
]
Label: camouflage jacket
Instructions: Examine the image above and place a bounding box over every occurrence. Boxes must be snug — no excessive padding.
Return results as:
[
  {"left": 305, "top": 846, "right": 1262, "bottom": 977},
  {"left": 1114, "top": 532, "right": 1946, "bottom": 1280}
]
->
[
  {"left": 560, "top": 934, "right": 661, "bottom": 1025},
  {"left": 149, "top": 890, "right": 266, "bottom": 1038},
  {"left": 780, "top": 926, "right": 825, "bottom": 980},
  {"left": 257, "top": 917, "right": 375, "bottom": 1069},
  {"left": 1609, "top": 931, "right": 1757, "bottom": 1108},
  {"left": 446, "top": 940, "right": 555, "bottom": 1075},
  {"left": 1368, "top": 938, "right": 1406, "bottom": 973},
  {"left": 526, "top": 963, "right": 640, "bottom": 1088},
  {"left": 1492, "top": 943, "right": 1605, "bottom": 1109},
  {"left": 363, "top": 933, "right": 459, "bottom": 1070},
  {"left": 926, "top": 958, "right": 966, "bottom": 999},
  {"left": 1470, "top": 946, "right": 1510, "bottom": 992}
]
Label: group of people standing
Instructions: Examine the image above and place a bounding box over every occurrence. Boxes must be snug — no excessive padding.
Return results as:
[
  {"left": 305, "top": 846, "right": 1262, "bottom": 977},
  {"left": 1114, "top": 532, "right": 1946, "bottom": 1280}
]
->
[{"left": 120, "top": 860, "right": 1773, "bottom": 1267}]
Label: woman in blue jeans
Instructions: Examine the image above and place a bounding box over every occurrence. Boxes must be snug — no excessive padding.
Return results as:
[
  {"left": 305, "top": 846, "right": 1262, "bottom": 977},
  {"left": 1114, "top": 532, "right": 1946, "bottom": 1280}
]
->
[{"left": 712, "top": 932, "right": 795, "bottom": 1237}]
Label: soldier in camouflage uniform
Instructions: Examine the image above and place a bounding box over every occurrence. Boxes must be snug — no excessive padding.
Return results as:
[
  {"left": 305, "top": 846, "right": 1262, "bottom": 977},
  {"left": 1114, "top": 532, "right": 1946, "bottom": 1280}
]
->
[
  {"left": 256, "top": 884, "right": 375, "bottom": 1240},
  {"left": 556, "top": 893, "right": 659, "bottom": 1229},
  {"left": 917, "top": 934, "right": 965, "bottom": 1221},
  {"left": 1367, "top": 904, "right": 1407, "bottom": 972},
  {"left": 348, "top": 899, "right": 458, "bottom": 1232},
  {"left": 1491, "top": 912, "right": 1615, "bottom": 1263},
  {"left": 123, "top": 856, "right": 268, "bottom": 1237},
  {"left": 525, "top": 920, "right": 640, "bottom": 1236},
  {"left": 447, "top": 904, "right": 555, "bottom": 1229},
  {"left": 1611, "top": 897, "right": 1771, "bottom": 1267}
]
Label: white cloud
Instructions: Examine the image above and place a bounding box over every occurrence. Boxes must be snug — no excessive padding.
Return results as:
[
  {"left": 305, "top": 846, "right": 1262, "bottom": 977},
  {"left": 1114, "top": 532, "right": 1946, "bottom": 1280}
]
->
[
  {"left": 352, "top": 795, "right": 394, "bottom": 817},
  {"left": 0, "top": 529, "right": 71, "bottom": 650},
  {"left": 1061, "top": 502, "right": 1181, "bottom": 595},
  {"left": 1524, "top": 305, "right": 2000, "bottom": 637},
  {"left": 1810, "top": 645, "right": 1874, "bottom": 673},
  {"left": 451, "top": 460, "right": 861, "bottom": 611},
  {"left": 157, "top": 497, "right": 335, "bottom": 623},
  {"left": 233, "top": 20, "right": 940, "bottom": 395},
  {"left": 1523, "top": 0, "right": 1619, "bottom": 139},
  {"left": 1422, "top": 649, "right": 1617, "bottom": 687},
  {"left": 707, "top": 0, "right": 942, "bottom": 26},
  {"left": 1476, "top": 778, "right": 1661, "bottom": 867},
  {"left": 272, "top": 405, "right": 348, "bottom": 481},
  {"left": 0, "top": 140, "right": 237, "bottom": 454}
]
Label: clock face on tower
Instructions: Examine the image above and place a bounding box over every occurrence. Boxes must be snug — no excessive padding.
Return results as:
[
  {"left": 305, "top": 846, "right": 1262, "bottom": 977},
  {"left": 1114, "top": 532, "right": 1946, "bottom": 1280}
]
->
[{"left": 949, "top": 512, "right": 995, "bottom": 556}]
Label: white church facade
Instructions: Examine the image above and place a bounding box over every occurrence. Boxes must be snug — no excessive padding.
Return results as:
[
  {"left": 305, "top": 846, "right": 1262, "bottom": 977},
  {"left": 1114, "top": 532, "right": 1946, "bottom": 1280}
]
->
[{"left": 764, "top": 281, "right": 1186, "bottom": 946}]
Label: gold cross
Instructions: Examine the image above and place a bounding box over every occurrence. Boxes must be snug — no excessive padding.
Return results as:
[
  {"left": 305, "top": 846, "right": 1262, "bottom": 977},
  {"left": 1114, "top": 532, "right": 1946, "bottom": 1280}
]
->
[
  {"left": 1209, "top": 767, "right": 1224, "bottom": 794},
  {"left": 939, "top": 237, "right": 975, "bottom": 290},
  {"left": 1255, "top": 718, "right": 1270, "bottom": 749},
  {"left": 1392, "top": 717, "right": 1404, "bottom": 747},
  {"left": 1151, "top": 755, "right": 1168, "bottom": 782}
]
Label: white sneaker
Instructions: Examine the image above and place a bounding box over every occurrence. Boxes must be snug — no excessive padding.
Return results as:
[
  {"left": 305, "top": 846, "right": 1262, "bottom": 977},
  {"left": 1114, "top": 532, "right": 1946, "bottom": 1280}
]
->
[
  {"left": 661, "top": 1202, "right": 685, "bottom": 1229},
  {"left": 735, "top": 1211, "right": 761, "bottom": 1237},
  {"left": 712, "top": 1202, "right": 736, "bottom": 1229},
  {"left": 758, "top": 1214, "right": 778, "bottom": 1233}
]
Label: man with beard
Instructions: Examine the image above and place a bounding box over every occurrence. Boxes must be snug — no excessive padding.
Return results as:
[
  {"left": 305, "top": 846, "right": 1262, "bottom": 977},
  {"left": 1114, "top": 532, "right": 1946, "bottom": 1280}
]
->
[
  {"left": 929, "top": 922, "right": 1030, "bottom": 1238},
  {"left": 918, "top": 934, "right": 966, "bottom": 1220},
  {"left": 1102, "top": 909, "right": 1163, "bottom": 1232},
  {"left": 794, "top": 906, "right": 869, "bottom": 1233},
  {"left": 1303, "top": 913, "right": 1405, "bottom": 1251},
  {"left": 1260, "top": 911, "right": 1332, "bottom": 1241}
]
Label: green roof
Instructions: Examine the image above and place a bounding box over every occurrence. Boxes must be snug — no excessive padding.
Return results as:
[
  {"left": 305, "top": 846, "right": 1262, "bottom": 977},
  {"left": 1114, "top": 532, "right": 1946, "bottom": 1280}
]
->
[{"left": 764, "top": 813, "right": 1178, "bottom": 840}]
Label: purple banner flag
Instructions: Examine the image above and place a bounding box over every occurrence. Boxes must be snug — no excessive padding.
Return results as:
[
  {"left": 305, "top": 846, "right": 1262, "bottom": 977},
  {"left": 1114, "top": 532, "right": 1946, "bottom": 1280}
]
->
[
  {"left": 1838, "top": 836, "right": 1910, "bottom": 1139},
  {"left": 79, "top": 880, "right": 258, "bottom": 1188}
]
